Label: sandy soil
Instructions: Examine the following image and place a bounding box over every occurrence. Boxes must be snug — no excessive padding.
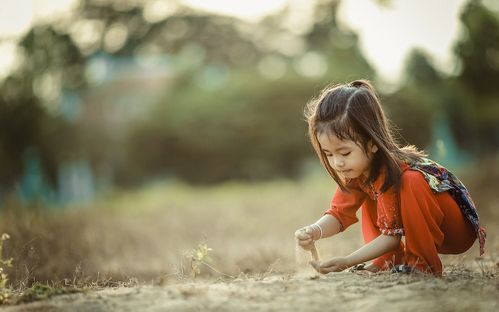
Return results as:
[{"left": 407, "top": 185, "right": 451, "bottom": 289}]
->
[
  {"left": 2, "top": 268, "right": 498, "bottom": 312},
  {"left": 1, "top": 173, "right": 497, "bottom": 312}
]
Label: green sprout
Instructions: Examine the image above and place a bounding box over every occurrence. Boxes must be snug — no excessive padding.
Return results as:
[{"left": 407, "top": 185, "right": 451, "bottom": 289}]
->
[{"left": 189, "top": 243, "right": 213, "bottom": 278}]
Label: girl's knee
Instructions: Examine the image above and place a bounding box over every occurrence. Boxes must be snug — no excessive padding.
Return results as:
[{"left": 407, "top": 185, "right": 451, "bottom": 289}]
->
[{"left": 439, "top": 223, "right": 476, "bottom": 254}]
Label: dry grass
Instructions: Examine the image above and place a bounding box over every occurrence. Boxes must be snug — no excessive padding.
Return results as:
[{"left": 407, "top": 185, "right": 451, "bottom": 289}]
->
[
  {"left": 0, "top": 159, "right": 498, "bottom": 306},
  {"left": 0, "top": 170, "right": 338, "bottom": 286}
]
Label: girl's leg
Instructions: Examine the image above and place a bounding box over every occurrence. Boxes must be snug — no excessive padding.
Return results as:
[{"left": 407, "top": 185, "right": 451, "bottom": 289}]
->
[
  {"left": 435, "top": 192, "right": 476, "bottom": 254},
  {"left": 399, "top": 170, "right": 446, "bottom": 275},
  {"left": 361, "top": 199, "right": 404, "bottom": 271}
]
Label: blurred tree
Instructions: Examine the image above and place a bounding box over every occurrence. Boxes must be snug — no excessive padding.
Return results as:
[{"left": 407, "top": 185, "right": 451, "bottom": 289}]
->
[
  {"left": 404, "top": 49, "right": 442, "bottom": 87},
  {"left": 455, "top": 0, "right": 499, "bottom": 95},
  {"left": 0, "top": 24, "right": 88, "bottom": 194},
  {"left": 453, "top": 0, "right": 499, "bottom": 153},
  {"left": 1, "top": 0, "right": 392, "bottom": 190},
  {"left": 306, "top": 0, "right": 374, "bottom": 79},
  {"left": 117, "top": 0, "right": 376, "bottom": 185},
  {"left": 383, "top": 49, "right": 441, "bottom": 150},
  {"left": 386, "top": 0, "right": 499, "bottom": 156},
  {"left": 0, "top": 76, "right": 44, "bottom": 191},
  {"left": 0, "top": 0, "right": 268, "bottom": 190}
]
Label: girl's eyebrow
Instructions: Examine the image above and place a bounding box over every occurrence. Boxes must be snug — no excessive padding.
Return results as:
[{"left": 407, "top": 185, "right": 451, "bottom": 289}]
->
[
  {"left": 321, "top": 146, "right": 348, "bottom": 153},
  {"left": 334, "top": 146, "right": 349, "bottom": 152}
]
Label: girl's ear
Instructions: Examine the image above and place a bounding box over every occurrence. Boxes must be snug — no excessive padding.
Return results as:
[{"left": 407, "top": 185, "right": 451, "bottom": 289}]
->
[{"left": 369, "top": 141, "right": 378, "bottom": 154}]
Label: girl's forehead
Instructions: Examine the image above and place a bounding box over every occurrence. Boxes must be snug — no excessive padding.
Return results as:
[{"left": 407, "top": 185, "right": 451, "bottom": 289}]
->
[{"left": 317, "top": 132, "right": 355, "bottom": 148}]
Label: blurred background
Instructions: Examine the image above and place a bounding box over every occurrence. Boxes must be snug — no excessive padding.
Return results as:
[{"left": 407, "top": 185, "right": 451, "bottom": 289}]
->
[{"left": 0, "top": 0, "right": 498, "bottom": 286}]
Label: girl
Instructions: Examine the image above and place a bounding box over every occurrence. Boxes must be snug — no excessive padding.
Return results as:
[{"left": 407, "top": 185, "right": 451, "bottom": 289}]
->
[{"left": 295, "top": 80, "right": 486, "bottom": 276}]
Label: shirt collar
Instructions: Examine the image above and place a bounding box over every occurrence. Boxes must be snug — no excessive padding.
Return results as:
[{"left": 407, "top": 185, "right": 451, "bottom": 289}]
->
[{"left": 354, "top": 161, "right": 410, "bottom": 196}]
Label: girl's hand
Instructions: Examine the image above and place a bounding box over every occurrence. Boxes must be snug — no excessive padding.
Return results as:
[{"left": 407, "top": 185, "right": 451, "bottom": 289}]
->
[
  {"left": 364, "top": 262, "right": 380, "bottom": 273},
  {"left": 309, "top": 257, "right": 350, "bottom": 274},
  {"left": 294, "top": 226, "right": 319, "bottom": 251}
]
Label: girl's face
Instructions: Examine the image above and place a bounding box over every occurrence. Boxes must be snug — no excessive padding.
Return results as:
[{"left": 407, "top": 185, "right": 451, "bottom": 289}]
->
[{"left": 317, "top": 132, "right": 378, "bottom": 181}]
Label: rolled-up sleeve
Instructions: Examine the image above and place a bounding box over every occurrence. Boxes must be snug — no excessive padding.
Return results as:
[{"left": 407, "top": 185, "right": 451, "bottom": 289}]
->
[{"left": 324, "top": 183, "right": 367, "bottom": 231}]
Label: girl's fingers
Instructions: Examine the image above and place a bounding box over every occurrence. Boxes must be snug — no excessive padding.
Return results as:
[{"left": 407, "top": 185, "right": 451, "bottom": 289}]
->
[
  {"left": 319, "top": 266, "right": 339, "bottom": 274},
  {"left": 295, "top": 227, "right": 314, "bottom": 240},
  {"left": 298, "top": 241, "right": 309, "bottom": 246},
  {"left": 295, "top": 231, "right": 310, "bottom": 240},
  {"left": 309, "top": 260, "right": 320, "bottom": 271},
  {"left": 298, "top": 239, "right": 313, "bottom": 247},
  {"left": 297, "top": 234, "right": 310, "bottom": 240},
  {"left": 296, "top": 233, "right": 312, "bottom": 242},
  {"left": 310, "top": 259, "right": 346, "bottom": 274},
  {"left": 310, "top": 261, "right": 337, "bottom": 274}
]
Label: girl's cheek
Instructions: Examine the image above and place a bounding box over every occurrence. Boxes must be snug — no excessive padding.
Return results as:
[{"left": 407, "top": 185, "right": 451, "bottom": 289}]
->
[{"left": 326, "top": 157, "right": 334, "bottom": 167}]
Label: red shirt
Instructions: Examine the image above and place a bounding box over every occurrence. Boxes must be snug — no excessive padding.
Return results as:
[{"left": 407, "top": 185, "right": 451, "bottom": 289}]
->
[{"left": 325, "top": 163, "right": 409, "bottom": 236}]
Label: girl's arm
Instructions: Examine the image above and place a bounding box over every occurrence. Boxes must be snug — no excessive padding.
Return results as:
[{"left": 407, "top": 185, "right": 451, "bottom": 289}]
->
[
  {"left": 313, "top": 214, "right": 342, "bottom": 239},
  {"left": 311, "top": 234, "right": 401, "bottom": 274},
  {"left": 346, "top": 234, "right": 401, "bottom": 266},
  {"left": 295, "top": 214, "right": 342, "bottom": 251}
]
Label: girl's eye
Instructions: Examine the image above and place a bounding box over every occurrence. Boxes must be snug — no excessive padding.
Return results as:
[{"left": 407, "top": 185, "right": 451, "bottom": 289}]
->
[{"left": 341, "top": 152, "right": 351, "bottom": 157}]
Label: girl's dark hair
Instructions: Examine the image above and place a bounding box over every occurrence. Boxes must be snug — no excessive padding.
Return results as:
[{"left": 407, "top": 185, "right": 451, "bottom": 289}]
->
[{"left": 305, "top": 79, "right": 425, "bottom": 192}]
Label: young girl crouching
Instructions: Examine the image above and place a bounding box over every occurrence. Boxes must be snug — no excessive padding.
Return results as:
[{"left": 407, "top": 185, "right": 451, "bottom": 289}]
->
[{"left": 295, "top": 80, "right": 486, "bottom": 276}]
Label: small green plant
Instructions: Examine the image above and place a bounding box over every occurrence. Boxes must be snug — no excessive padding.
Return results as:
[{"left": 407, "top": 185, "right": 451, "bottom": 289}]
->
[
  {"left": 0, "top": 233, "right": 14, "bottom": 304},
  {"left": 187, "top": 243, "right": 235, "bottom": 279},
  {"left": 189, "top": 243, "right": 213, "bottom": 278}
]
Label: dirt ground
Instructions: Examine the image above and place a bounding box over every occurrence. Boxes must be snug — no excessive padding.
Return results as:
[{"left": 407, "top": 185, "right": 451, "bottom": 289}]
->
[
  {"left": 1, "top": 167, "right": 498, "bottom": 311},
  {"left": 2, "top": 268, "right": 498, "bottom": 312}
]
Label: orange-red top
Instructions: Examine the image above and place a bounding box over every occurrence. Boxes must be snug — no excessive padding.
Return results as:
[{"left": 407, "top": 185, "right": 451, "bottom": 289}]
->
[{"left": 325, "top": 163, "right": 411, "bottom": 236}]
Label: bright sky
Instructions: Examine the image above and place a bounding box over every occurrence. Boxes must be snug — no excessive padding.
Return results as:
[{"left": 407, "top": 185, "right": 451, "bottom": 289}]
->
[
  {"left": 0, "top": 0, "right": 469, "bottom": 83},
  {"left": 338, "top": 0, "right": 468, "bottom": 82}
]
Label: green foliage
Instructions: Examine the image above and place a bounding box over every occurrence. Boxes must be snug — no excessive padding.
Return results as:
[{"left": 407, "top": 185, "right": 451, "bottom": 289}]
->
[
  {"left": 452, "top": 0, "right": 499, "bottom": 152},
  {"left": 404, "top": 49, "right": 442, "bottom": 86},
  {"left": 383, "top": 90, "right": 433, "bottom": 149},
  {"left": 14, "top": 282, "right": 75, "bottom": 304},
  {"left": 97, "top": 0, "right": 375, "bottom": 185},
  {"left": 0, "top": 0, "right": 497, "bottom": 190},
  {"left": 0, "top": 233, "right": 13, "bottom": 304},
  {"left": 0, "top": 25, "right": 85, "bottom": 191},
  {"left": 0, "top": 0, "right": 376, "bottom": 188},
  {"left": 390, "top": 1, "right": 499, "bottom": 153},
  {"left": 455, "top": 0, "right": 499, "bottom": 96},
  {"left": 122, "top": 77, "right": 315, "bottom": 184}
]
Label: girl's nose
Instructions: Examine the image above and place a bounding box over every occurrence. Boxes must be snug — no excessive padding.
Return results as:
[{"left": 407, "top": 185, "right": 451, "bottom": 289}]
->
[{"left": 335, "top": 159, "right": 344, "bottom": 168}]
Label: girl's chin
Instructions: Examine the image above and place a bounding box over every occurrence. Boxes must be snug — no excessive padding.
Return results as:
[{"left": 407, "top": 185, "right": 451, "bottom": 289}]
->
[
  {"left": 340, "top": 170, "right": 358, "bottom": 178},
  {"left": 340, "top": 170, "right": 353, "bottom": 175}
]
